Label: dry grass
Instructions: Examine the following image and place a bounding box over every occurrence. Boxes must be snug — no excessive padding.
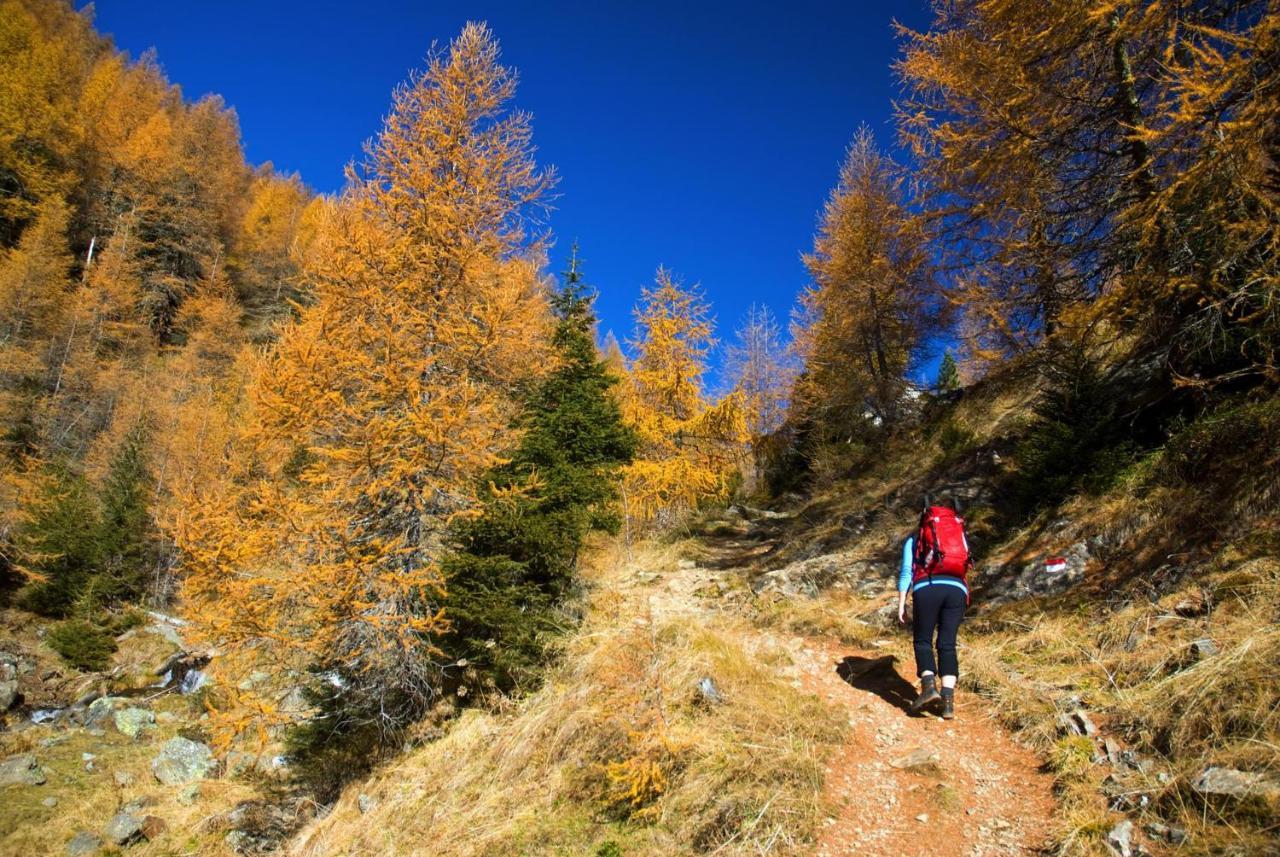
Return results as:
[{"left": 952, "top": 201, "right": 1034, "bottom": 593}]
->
[
  {"left": 960, "top": 555, "right": 1280, "bottom": 855},
  {"left": 288, "top": 541, "right": 847, "bottom": 857},
  {"left": 0, "top": 695, "right": 265, "bottom": 855}
]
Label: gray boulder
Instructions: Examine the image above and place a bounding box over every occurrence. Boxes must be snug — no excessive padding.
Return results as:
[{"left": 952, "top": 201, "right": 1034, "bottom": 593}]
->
[
  {"left": 66, "top": 832, "right": 102, "bottom": 856},
  {"left": 103, "top": 812, "right": 143, "bottom": 846},
  {"left": 114, "top": 707, "right": 155, "bottom": 739},
  {"left": 151, "top": 737, "right": 215, "bottom": 785},
  {"left": 1192, "top": 766, "right": 1280, "bottom": 800},
  {"left": 0, "top": 753, "right": 47, "bottom": 786},
  {"left": 0, "top": 679, "right": 17, "bottom": 711},
  {"left": 83, "top": 696, "right": 127, "bottom": 728}
]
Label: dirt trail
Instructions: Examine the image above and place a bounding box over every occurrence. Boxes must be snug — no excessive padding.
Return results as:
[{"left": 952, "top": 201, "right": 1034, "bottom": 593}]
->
[{"left": 652, "top": 512, "right": 1056, "bottom": 857}]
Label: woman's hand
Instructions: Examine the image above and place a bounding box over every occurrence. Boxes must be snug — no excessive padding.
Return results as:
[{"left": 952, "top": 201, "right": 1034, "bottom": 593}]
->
[{"left": 897, "top": 592, "right": 908, "bottom": 625}]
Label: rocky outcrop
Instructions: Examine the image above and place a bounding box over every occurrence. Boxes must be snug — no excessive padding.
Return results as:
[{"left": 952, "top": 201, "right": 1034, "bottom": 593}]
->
[{"left": 980, "top": 540, "right": 1093, "bottom": 604}]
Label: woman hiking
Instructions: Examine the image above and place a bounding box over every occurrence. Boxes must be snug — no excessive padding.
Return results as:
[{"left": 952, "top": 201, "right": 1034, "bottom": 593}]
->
[{"left": 896, "top": 494, "right": 972, "bottom": 719}]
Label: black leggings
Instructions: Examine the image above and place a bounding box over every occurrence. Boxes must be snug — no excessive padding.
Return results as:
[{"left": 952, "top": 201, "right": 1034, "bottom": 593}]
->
[{"left": 912, "top": 584, "right": 966, "bottom": 677}]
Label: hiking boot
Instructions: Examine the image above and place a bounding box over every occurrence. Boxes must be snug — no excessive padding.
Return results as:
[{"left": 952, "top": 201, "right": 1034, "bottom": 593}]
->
[
  {"left": 940, "top": 688, "right": 955, "bottom": 720},
  {"left": 911, "top": 675, "right": 941, "bottom": 713}
]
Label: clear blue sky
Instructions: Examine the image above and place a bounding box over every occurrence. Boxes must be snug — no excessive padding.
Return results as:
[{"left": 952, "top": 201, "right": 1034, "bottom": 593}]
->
[{"left": 87, "top": 1, "right": 937, "bottom": 384}]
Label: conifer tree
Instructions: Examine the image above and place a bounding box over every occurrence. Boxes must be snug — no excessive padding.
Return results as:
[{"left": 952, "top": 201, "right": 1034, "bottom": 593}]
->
[
  {"left": 936, "top": 351, "right": 960, "bottom": 393},
  {"left": 622, "top": 268, "right": 745, "bottom": 523},
  {"left": 792, "top": 127, "right": 937, "bottom": 440},
  {"left": 173, "top": 23, "right": 556, "bottom": 740},
  {"left": 442, "top": 246, "right": 637, "bottom": 693}
]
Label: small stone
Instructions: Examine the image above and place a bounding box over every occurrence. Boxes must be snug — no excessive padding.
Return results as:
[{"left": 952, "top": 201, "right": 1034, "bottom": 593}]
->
[
  {"left": 177, "top": 783, "right": 201, "bottom": 806},
  {"left": 1188, "top": 638, "right": 1218, "bottom": 660},
  {"left": 87, "top": 728, "right": 105, "bottom": 737},
  {"left": 114, "top": 707, "right": 156, "bottom": 739},
  {"left": 121, "top": 794, "right": 158, "bottom": 815},
  {"left": 156, "top": 711, "right": 177, "bottom": 723},
  {"left": 916, "top": 813, "right": 929, "bottom": 822},
  {"left": 890, "top": 747, "right": 940, "bottom": 771},
  {"left": 225, "top": 830, "right": 252, "bottom": 852},
  {"left": 113, "top": 770, "right": 135, "bottom": 787},
  {"left": 66, "top": 831, "right": 102, "bottom": 856},
  {"left": 696, "top": 676, "right": 724, "bottom": 706},
  {"left": 1106, "top": 819, "right": 1134, "bottom": 857},
  {"left": 140, "top": 815, "right": 167, "bottom": 840},
  {"left": 358, "top": 793, "right": 376, "bottom": 813},
  {"left": 43, "top": 797, "right": 58, "bottom": 808},
  {"left": 104, "top": 812, "right": 143, "bottom": 846},
  {"left": 0, "top": 753, "right": 47, "bottom": 786}
]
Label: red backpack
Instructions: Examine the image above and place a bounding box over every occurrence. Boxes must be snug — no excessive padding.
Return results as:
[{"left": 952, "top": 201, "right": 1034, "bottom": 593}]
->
[{"left": 912, "top": 505, "right": 971, "bottom": 585}]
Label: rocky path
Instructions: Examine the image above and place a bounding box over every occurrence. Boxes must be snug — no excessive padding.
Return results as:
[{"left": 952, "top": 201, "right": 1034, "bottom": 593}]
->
[{"left": 667, "top": 510, "right": 1057, "bottom": 857}]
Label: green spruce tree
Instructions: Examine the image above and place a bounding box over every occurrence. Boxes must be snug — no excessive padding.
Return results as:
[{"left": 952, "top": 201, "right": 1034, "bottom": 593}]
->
[
  {"left": 444, "top": 244, "right": 638, "bottom": 692},
  {"left": 936, "top": 351, "right": 960, "bottom": 393}
]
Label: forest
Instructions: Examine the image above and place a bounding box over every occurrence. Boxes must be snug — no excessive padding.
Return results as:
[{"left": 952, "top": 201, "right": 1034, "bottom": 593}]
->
[{"left": 1, "top": 1, "right": 1277, "bottom": 855}]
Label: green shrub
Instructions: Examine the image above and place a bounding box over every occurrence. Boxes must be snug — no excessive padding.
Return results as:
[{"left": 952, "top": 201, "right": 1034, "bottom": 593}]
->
[
  {"left": 1164, "top": 396, "right": 1280, "bottom": 484},
  {"left": 48, "top": 619, "right": 117, "bottom": 671},
  {"left": 1012, "top": 350, "right": 1139, "bottom": 511},
  {"left": 936, "top": 420, "right": 977, "bottom": 459}
]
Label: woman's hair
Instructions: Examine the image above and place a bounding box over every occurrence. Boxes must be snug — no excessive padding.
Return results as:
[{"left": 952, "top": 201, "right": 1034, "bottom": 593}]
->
[
  {"left": 922, "top": 492, "right": 933, "bottom": 511},
  {"left": 950, "top": 494, "right": 964, "bottom": 515}
]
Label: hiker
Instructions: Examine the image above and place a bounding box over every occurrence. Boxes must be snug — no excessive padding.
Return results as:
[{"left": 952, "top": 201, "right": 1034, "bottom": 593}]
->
[{"left": 896, "top": 494, "right": 971, "bottom": 719}]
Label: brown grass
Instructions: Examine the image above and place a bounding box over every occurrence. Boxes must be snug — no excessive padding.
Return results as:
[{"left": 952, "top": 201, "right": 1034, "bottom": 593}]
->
[{"left": 287, "top": 540, "right": 847, "bottom": 857}]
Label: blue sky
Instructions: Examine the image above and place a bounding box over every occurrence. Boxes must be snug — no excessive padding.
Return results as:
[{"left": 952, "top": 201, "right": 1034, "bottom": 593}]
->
[{"left": 88, "top": 1, "right": 937, "bottom": 383}]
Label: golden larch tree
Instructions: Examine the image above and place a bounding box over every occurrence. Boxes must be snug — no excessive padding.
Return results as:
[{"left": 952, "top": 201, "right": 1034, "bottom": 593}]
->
[
  {"left": 621, "top": 268, "right": 744, "bottom": 524},
  {"left": 171, "top": 23, "right": 556, "bottom": 739}
]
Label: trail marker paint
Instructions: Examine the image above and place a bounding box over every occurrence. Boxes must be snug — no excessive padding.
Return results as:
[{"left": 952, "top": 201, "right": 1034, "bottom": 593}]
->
[{"left": 1045, "top": 556, "right": 1068, "bottom": 574}]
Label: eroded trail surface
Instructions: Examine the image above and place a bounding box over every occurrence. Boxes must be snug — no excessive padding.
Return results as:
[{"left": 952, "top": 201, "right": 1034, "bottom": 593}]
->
[{"left": 664, "top": 509, "right": 1056, "bottom": 857}]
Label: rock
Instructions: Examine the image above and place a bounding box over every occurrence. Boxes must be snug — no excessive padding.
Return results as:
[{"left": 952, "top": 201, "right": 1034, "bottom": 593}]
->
[
  {"left": 0, "top": 753, "right": 47, "bottom": 786},
  {"left": 224, "top": 750, "right": 258, "bottom": 777},
  {"left": 915, "top": 813, "right": 929, "bottom": 822},
  {"left": 144, "top": 622, "right": 185, "bottom": 648},
  {"left": 1188, "top": 638, "right": 1218, "bottom": 660},
  {"left": 1173, "top": 592, "right": 1208, "bottom": 617},
  {"left": 890, "top": 748, "right": 941, "bottom": 771},
  {"left": 114, "top": 707, "right": 156, "bottom": 739},
  {"left": 43, "top": 796, "right": 58, "bottom": 807},
  {"left": 177, "top": 783, "right": 201, "bottom": 806},
  {"left": 84, "top": 696, "right": 127, "bottom": 728},
  {"left": 1191, "top": 766, "right": 1280, "bottom": 800},
  {"left": 1058, "top": 709, "right": 1099, "bottom": 737},
  {"left": 113, "top": 770, "right": 135, "bottom": 787},
  {"left": 66, "top": 832, "right": 103, "bottom": 856},
  {"left": 1143, "top": 821, "right": 1185, "bottom": 844},
  {"left": 0, "top": 679, "right": 17, "bottom": 711},
  {"left": 104, "top": 812, "right": 143, "bottom": 846},
  {"left": 676, "top": 559, "right": 697, "bottom": 569},
  {"left": 358, "top": 793, "right": 376, "bottom": 813},
  {"left": 151, "top": 737, "right": 215, "bottom": 785},
  {"left": 1106, "top": 819, "right": 1134, "bottom": 857},
  {"left": 983, "top": 540, "right": 1093, "bottom": 604},
  {"left": 156, "top": 711, "right": 177, "bottom": 723},
  {"left": 140, "top": 815, "right": 167, "bottom": 840},
  {"left": 121, "top": 794, "right": 158, "bottom": 815},
  {"left": 695, "top": 676, "right": 723, "bottom": 706},
  {"left": 225, "top": 830, "right": 253, "bottom": 852}
]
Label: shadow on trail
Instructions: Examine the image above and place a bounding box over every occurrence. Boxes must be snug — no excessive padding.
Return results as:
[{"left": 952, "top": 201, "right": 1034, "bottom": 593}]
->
[{"left": 836, "top": 655, "right": 919, "bottom": 715}]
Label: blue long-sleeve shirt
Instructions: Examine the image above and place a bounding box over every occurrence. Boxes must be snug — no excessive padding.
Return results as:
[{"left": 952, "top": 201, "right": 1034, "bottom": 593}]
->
[{"left": 898, "top": 536, "right": 969, "bottom": 596}]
